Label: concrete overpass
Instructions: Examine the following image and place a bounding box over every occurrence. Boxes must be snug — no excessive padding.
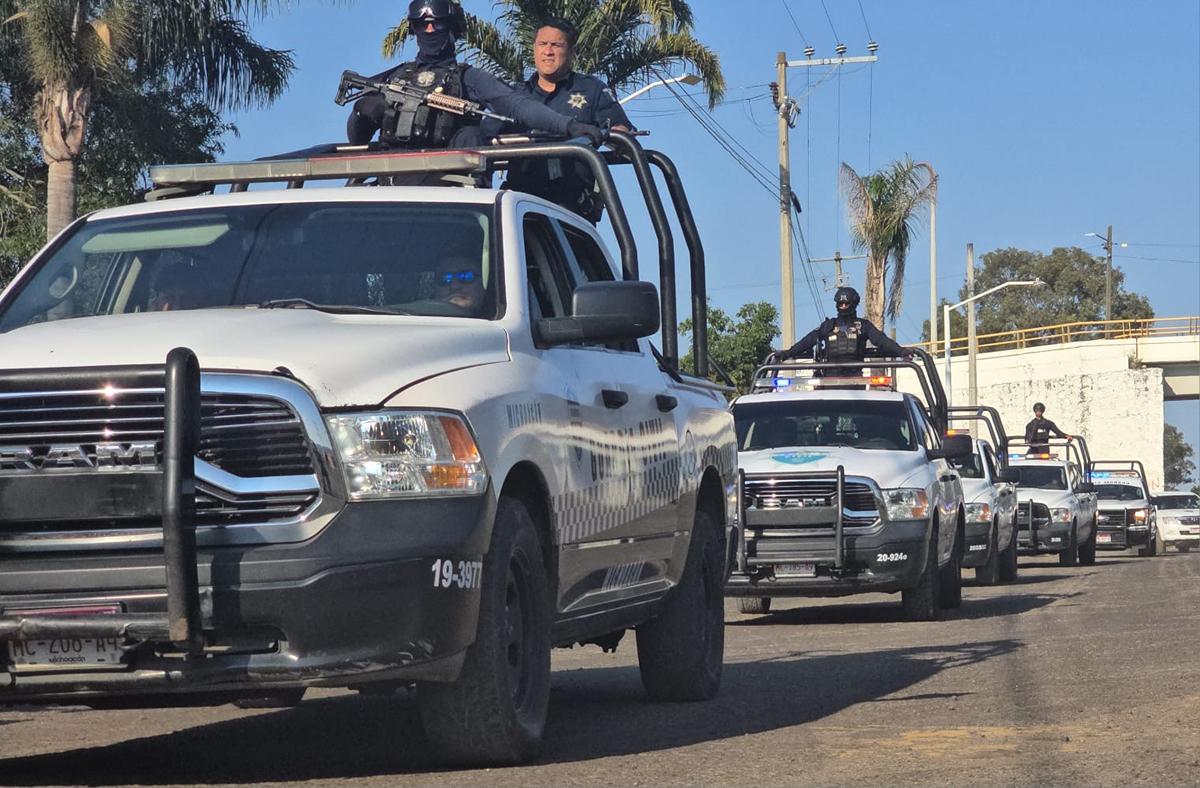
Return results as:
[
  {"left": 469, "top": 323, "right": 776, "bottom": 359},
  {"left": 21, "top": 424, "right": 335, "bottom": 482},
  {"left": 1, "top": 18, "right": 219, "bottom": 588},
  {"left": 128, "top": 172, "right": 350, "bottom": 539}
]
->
[{"left": 916, "top": 318, "right": 1199, "bottom": 490}]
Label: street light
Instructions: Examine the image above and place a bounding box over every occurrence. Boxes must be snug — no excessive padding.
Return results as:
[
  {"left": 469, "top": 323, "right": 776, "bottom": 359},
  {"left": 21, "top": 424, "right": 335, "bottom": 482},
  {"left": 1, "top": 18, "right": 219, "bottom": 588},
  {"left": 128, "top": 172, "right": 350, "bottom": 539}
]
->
[
  {"left": 619, "top": 73, "right": 702, "bottom": 104},
  {"left": 943, "top": 278, "right": 1044, "bottom": 405}
]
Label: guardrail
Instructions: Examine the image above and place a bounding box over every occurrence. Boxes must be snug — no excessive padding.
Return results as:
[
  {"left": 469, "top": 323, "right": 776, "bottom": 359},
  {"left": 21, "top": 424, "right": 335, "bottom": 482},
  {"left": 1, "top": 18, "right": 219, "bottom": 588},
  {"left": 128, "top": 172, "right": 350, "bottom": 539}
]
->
[{"left": 914, "top": 316, "right": 1200, "bottom": 356}]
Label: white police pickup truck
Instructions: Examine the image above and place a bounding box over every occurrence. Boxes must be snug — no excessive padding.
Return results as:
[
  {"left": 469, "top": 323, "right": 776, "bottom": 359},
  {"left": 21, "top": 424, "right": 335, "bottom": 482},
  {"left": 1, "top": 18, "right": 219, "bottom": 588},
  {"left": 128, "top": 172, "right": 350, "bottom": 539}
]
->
[
  {"left": 944, "top": 406, "right": 1019, "bottom": 585},
  {"left": 0, "top": 137, "right": 737, "bottom": 764},
  {"left": 1152, "top": 490, "right": 1200, "bottom": 553},
  {"left": 726, "top": 352, "right": 970, "bottom": 622},
  {"left": 1008, "top": 437, "right": 1098, "bottom": 567},
  {"left": 1091, "top": 461, "right": 1159, "bottom": 557}
]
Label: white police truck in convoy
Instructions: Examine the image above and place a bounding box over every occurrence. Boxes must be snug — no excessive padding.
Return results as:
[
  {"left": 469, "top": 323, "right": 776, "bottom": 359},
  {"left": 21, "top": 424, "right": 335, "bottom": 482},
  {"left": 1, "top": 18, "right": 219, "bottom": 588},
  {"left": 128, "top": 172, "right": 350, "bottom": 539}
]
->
[
  {"left": 944, "top": 406, "right": 1019, "bottom": 585},
  {"left": 1091, "top": 460, "right": 1159, "bottom": 557},
  {"left": 1152, "top": 490, "right": 1200, "bottom": 553},
  {"left": 0, "top": 137, "right": 737, "bottom": 765},
  {"left": 1008, "top": 437, "right": 1098, "bottom": 567},
  {"left": 726, "top": 352, "right": 971, "bottom": 622}
]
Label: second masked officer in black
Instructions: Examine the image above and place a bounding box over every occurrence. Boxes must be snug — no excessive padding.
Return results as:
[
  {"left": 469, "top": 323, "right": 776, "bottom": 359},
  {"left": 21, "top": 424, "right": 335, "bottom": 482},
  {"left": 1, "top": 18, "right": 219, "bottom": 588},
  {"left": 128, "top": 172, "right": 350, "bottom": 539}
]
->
[
  {"left": 770, "top": 286, "right": 912, "bottom": 364},
  {"left": 347, "top": 1, "right": 604, "bottom": 149},
  {"left": 484, "top": 17, "right": 634, "bottom": 220}
]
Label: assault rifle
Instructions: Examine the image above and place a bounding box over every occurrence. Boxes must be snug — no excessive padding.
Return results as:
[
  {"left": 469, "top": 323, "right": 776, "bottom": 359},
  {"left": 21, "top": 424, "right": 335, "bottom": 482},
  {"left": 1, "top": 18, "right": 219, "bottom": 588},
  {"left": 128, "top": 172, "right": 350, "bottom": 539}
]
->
[{"left": 334, "top": 70, "right": 515, "bottom": 125}]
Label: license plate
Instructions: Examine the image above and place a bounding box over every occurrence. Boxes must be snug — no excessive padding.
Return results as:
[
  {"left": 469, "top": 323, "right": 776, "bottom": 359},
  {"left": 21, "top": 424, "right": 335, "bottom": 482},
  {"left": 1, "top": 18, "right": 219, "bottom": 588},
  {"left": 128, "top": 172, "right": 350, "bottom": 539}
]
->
[
  {"left": 8, "top": 637, "right": 125, "bottom": 671},
  {"left": 1097, "top": 533, "right": 1112, "bottom": 543},
  {"left": 775, "top": 562, "right": 816, "bottom": 577}
]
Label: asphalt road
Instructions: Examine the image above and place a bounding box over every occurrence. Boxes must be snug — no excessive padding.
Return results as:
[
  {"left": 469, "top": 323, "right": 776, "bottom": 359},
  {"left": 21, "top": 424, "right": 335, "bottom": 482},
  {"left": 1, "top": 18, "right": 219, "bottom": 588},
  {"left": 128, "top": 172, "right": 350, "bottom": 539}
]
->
[{"left": 2, "top": 549, "right": 1198, "bottom": 786}]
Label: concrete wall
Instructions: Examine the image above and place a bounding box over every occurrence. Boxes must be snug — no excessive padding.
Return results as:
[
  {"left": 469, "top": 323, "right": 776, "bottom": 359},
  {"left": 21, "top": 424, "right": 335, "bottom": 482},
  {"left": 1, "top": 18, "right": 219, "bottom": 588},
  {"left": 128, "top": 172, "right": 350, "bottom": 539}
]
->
[{"left": 909, "top": 337, "right": 1189, "bottom": 490}]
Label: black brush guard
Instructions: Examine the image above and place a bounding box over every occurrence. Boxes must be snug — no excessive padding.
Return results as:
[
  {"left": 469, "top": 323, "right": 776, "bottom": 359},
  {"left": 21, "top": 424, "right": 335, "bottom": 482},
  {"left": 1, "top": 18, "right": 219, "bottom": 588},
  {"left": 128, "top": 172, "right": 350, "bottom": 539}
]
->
[
  {"left": 735, "top": 466, "right": 847, "bottom": 573},
  {"left": 0, "top": 348, "right": 204, "bottom": 652}
]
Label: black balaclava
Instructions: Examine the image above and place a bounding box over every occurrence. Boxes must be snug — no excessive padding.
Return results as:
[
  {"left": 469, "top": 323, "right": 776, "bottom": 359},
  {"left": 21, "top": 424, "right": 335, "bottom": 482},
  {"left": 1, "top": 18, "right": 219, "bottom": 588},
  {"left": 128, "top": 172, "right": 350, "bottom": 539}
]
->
[
  {"left": 834, "top": 286, "right": 860, "bottom": 320},
  {"left": 415, "top": 27, "right": 454, "bottom": 61}
]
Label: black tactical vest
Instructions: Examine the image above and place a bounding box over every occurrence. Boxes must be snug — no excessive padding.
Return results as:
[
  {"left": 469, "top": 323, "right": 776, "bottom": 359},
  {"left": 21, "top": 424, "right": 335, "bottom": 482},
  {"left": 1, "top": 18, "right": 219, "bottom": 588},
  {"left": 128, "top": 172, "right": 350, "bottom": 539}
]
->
[
  {"left": 380, "top": 61, "right": 472, "bottom": 147},
  {"left": 1030, "top": 420, "right": 1050, "bottom": 442},
  {"left": 823, "top": 319, "right": 863, "bottom": 362}
]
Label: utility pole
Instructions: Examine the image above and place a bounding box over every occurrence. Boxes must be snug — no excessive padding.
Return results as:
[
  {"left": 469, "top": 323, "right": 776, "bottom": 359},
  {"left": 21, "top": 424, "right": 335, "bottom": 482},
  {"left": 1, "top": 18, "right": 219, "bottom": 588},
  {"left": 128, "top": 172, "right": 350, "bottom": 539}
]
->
[
  {"left": 929, "top": 189, "right": 938, "bottom": 351},
  {"left": 776, "top": 51, "right": 795, "bottom": 347},
  {"left": 966, "top": 243, "right": 978, "bottom": 416},
  {"left": 1104, "top": 224, "right": 1113, "bottom": 322},
  {"left": 810, "top": 252, "right": 866, "bottom": 290},
  {"left": 775, "top": 47, "right": 879, "bottom": 345}
]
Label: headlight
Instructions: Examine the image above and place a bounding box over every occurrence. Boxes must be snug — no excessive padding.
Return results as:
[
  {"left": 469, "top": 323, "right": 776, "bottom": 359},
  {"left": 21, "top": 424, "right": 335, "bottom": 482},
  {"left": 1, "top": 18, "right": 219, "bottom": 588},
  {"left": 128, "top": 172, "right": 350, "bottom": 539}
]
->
[
  {"left": 1131, "top": 508, "right": 1148, "bottom": 523},
  {"left": 964, "top": 502, "right": 992, "bottom": 523},
  {"left": 884, "top": 488, "right": 929, "bottom": 520},
  {"left": 326, "top": 411, "right": 487, "bottom": 500},
  {"left": 1050, "top": 507, "right": 1073, "bottom": 523}
]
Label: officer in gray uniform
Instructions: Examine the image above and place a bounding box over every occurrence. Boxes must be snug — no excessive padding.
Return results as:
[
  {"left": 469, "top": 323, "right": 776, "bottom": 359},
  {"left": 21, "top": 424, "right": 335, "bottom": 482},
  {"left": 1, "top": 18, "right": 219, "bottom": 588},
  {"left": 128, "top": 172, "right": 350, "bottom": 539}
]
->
[
  {"left": 771, "top": 286, "right": 911, "bottom": 364},
  {"left": 486, "top": 17, "right": 635, "bottom": 220},
  {"left": 346, "top": 1, "right": 603, "bottom": 149}
]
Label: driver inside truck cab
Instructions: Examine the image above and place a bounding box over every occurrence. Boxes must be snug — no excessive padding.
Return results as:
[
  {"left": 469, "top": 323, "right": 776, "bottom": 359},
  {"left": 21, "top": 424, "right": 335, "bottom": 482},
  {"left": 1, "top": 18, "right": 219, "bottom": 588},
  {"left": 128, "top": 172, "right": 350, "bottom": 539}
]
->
[{"left": 434, "top": 255, "right": 485, "bottom": 314}]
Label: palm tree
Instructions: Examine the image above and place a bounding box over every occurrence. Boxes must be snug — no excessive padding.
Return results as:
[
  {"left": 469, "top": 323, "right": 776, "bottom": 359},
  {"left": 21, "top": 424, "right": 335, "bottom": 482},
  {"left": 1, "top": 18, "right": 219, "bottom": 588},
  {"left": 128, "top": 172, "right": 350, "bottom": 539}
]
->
[
  {"left": 382, "top": 0, "right": 724, "bottom": 108},
  {"left": 840, "top": 157, "right": 937, "bottom": 330},
  {"left": 2, "top": 0, "right": 294, "bottom": 239}
]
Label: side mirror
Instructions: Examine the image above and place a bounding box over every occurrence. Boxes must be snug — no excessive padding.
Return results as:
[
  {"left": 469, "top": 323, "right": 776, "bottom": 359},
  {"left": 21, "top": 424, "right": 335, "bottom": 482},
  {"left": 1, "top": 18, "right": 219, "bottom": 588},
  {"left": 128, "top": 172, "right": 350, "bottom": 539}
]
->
[
  {"left": 1077, "top": 482, "right": 1095, "bottom": 494},
  {"left": 997, "top": 467, "right": 1020, "bottom": 484},
  {"left": 934, "top": 434, "right": 974, "bottom": 461},
  {"left": 535, "top": 280, "right": 659, "bottom": 346}
]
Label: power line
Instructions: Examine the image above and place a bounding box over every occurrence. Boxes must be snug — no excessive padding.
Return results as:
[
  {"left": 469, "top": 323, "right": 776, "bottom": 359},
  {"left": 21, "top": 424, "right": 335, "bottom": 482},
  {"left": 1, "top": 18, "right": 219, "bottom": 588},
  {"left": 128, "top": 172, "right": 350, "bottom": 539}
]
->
[
  {"left": 818, "top": 0, "right": 841, "bottom": 41},
  {"left": 779, "top": 0, "right": 810, "bottom": 47},
  {"left": 1122, "top": 242, "right": 1200, "bottom": 248},
  {"left": 856, "top": 0, "right": 874, "bottom": 40},
  {"left": 1115, "top": 255, "right": 1200, "bottom": 265}
]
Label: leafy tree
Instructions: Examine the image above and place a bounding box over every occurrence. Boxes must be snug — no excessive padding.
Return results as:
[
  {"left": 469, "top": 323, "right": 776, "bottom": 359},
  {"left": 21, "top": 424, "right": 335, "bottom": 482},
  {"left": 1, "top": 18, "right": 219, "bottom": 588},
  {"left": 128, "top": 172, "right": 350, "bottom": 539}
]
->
[
  {"left": 681, "top": 301, "right": 779, "bottom": 394},
  {"left": 383, "top": 0, "right": 725, "bottom": 108},
  {"left": 840, "top": 157, "right": 937, "bottom": 331},
  {"left": 1, "top": 0, "right": 294, "bottom": 239},
  {"left": 0, "top": 77, "right": 231, "bottom": 286},
  {"left": 1164, "top": 424, "right": 1196, "bottom": 489},
  {"left": 920, "top": 246, "right": 1154, "bottom": 343}
]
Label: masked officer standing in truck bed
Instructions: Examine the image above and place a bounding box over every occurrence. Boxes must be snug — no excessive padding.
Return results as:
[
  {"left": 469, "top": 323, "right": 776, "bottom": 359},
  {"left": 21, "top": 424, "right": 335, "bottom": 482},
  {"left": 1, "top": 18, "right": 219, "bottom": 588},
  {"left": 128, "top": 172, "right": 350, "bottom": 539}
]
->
[
  {"left": 770, "top": 286, "right": 912, "bottom": 364},
  {"left": 1024, "top": 402, "right": 1075, "bottom": 455},
  {"left": 485, "top": 17, "right": 634, "bottom": 221},
  {"left": 346, "top": 1, "right": 603, "bottom": 149}
]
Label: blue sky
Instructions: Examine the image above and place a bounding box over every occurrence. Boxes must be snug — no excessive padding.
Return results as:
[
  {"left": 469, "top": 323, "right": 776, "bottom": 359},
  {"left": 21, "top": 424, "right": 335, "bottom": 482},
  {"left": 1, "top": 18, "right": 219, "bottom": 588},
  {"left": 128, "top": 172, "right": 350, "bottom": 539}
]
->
[{"left": 223, "top": 0, "right": 1200, "bottom": 475}]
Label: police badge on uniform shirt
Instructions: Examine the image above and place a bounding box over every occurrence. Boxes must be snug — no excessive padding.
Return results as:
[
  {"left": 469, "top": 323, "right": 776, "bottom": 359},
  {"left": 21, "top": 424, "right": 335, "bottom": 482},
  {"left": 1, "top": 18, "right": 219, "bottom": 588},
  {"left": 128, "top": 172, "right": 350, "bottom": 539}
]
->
[
  {"left": 416, "top": 70, "right": 438, "bottom": 87},
  {"left": 567, "top": 92, "right": 588, "bottom": 109}
]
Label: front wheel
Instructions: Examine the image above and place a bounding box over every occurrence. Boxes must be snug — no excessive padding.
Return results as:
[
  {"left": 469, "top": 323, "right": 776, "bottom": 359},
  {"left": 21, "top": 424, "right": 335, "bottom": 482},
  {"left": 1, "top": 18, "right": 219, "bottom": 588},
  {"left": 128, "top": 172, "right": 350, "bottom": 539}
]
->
[
  {"left": 1137, "top": 532, "right": 1157, "bottom": 557},
  {"left": 974, "top": 520, "right": 1000, "bottom": 585},
  {"left": 736, "top": 597, "right": 771, "bottom": 615},
  {"left": 902, "top": 519, "right": 941, "bottom": 621},
  {"left": 998, "top": 517, "right": 1019, "bottom": 582},
  {"left": 938, "top": 522, "right": 963, "bottom": 609},
  {"left": 636, "top": 509, "right": 725, "bottom": 701},
  {"left": 417, "top": 497, "right": 551, "bottom": 765},
  {"left": 1179, "top": 544, "right": 1192, "bottom": 554},
  {"left": 1058, "top": 522, "right": 1079, "bottom": 567},
  {"left": 1078, "top": 518, "right": 1097, "bottom": 566}
]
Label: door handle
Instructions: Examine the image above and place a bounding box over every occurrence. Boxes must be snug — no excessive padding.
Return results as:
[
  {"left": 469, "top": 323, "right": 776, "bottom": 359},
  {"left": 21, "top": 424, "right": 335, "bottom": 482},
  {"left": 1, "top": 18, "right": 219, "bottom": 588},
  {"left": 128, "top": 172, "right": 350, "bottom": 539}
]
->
[
  {"left": 655, "top": 394, "right": 678, "bottom": 412},
  {"left": 939, "top": 474, "right": 957, "bottom": 483},
  {"left": 601, "top": 389, "right": 629, "bottom": 409}
]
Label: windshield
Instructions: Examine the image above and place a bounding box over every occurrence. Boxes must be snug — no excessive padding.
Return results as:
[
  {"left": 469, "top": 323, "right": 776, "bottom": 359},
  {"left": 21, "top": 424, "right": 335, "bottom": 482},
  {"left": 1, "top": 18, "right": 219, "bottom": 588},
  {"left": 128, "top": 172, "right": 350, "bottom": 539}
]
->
[
  {"left": 1153, "top": 494, "right": 1199, "bottom": 510},
  {"left": 0, "top": 202, "right": 498, "bottom": 330},
  {"left": 1013, "top": 465, "right": 1067, "bottom": 490},
  {"left": 950, "top": 452, "right": 985, "bottom": 479},
  {"left": 1096, "top": 483, "right": 1145, "bottom": 501},
  {"left": 733, "top": 399, "right": 915, "bottom": 452}
]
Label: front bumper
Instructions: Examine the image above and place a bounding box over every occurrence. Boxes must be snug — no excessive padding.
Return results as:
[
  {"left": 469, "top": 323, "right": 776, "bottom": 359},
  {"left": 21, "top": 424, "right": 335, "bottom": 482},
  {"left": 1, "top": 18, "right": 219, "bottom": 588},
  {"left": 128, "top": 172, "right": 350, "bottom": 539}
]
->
[
  {"left": 0, "top": 496, "right": 493, "bottom": 702},
  {"left": 1096, "top": 525, "right": 1151, "bottom": 550},
  {"left": 726, "top": 518, "right": 931, "bottom": 597},
  {"left": 961, "top": 520, "right": 993, "bottom": 567},
  {"left": 1018, "top": 522, "right": 1073, "bottom": 554}
]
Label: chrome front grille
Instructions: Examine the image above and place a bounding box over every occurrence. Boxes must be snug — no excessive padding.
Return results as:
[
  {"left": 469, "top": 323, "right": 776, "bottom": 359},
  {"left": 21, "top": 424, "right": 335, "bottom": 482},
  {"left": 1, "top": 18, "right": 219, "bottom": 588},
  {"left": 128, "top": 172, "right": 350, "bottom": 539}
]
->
[
  {"left": 1017, "top": 502, "right": 1051, "bottom": 529},
  {"left": 743, "top": 476, "right": 878, "bottom": 515},
  {"left": 0, "top": 390, "right": 313, "bottom": 477},
  {"left": 1097, "top": 509, "right": 1126, "bottom": 528}
]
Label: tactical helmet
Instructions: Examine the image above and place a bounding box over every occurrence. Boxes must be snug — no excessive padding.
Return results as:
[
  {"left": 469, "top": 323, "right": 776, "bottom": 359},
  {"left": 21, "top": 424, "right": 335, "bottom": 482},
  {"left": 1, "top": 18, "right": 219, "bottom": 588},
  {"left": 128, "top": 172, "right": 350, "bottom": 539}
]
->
[
  {"left": 407, "top": 0, "right": 466, "bottom": 37},
  {"left": 834, "top": 286, "right": 860, "bottom": 315},
  {"left": 1033, "top": 402, "right": 1046, "bottom": 413}
]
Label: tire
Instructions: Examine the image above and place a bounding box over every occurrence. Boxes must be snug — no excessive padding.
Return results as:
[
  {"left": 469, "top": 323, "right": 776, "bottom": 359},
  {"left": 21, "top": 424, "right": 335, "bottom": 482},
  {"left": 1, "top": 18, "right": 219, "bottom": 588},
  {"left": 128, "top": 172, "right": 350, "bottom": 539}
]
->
[
  {"left": 637, "top": 509, "right": 725, "bottom": 702},
  {"left": 736, "top": 596, "right": 771, "bottom": 615},
  {"left": 1058, "top": 522, "right": 1079, "bottom": 567},
  {"left": 998, "top": 516, "right": 1019, "bottom": 582},
  {"left": 1078, "top": 518, "right": 1097, "bottom": 566},
  {"left": 417, "top": 496, "right": 551, "bottom": 765},
  {"left": 902, "top": 519, "right": 940, "bottom": 621},
  {"left": 1137, "top": 533, "right": 1157, "bottom": 557},
  {"left": 938, "top": 521, "right": 963, "bottom": 609},
  {"left": 974, "top": 520, "right": 1000, "bottom": 585},
  {"left": 1179, "top": 544, "right": 1192, "bottom": 554}
]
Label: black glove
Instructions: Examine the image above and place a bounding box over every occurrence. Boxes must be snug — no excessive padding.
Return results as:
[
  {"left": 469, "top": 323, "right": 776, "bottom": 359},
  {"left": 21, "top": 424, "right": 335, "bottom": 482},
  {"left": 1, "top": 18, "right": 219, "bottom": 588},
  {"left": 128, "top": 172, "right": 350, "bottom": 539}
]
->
[
  {"left": 766, "top": 350, "right": 786, "bottom": 364},
  {"left": 566, "top": 120, "right": 605, "bottom": 146}
]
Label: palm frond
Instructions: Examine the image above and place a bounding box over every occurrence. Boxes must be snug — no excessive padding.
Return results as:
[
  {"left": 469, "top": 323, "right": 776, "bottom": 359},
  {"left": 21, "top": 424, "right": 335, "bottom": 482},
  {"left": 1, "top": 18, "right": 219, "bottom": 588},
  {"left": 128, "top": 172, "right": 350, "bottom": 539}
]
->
[
  {"left": 460, "top": 14, "right": 526, "bottom": 80},
  {"left": 603, "top": 30, "right": 722, "bottom": 107},
  {"left": 381, "top": 18, "right": 407, "bottom": 59},
  {"left": 160, "top": 16, "right": 293, "bottom": 111}
]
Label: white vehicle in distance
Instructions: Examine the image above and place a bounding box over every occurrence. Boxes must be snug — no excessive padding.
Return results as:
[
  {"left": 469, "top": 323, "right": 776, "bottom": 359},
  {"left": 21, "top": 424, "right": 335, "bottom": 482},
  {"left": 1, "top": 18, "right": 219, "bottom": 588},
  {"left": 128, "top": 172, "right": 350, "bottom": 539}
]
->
[
  {"left": 944, "top": 406, "right": 1019, "bottom": 585},
  {"left": 1008, "top": 437, "right": 1099, "bottom": 567},
  {"left": 727, "top": 352, "right": 971, "bottom": 622},
  {"left": 1090, "top": 461, "right": 1159, "bottom": 556},
  {"left": 1152, "top": 491, "right": 1200, "bottom": 553}
]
